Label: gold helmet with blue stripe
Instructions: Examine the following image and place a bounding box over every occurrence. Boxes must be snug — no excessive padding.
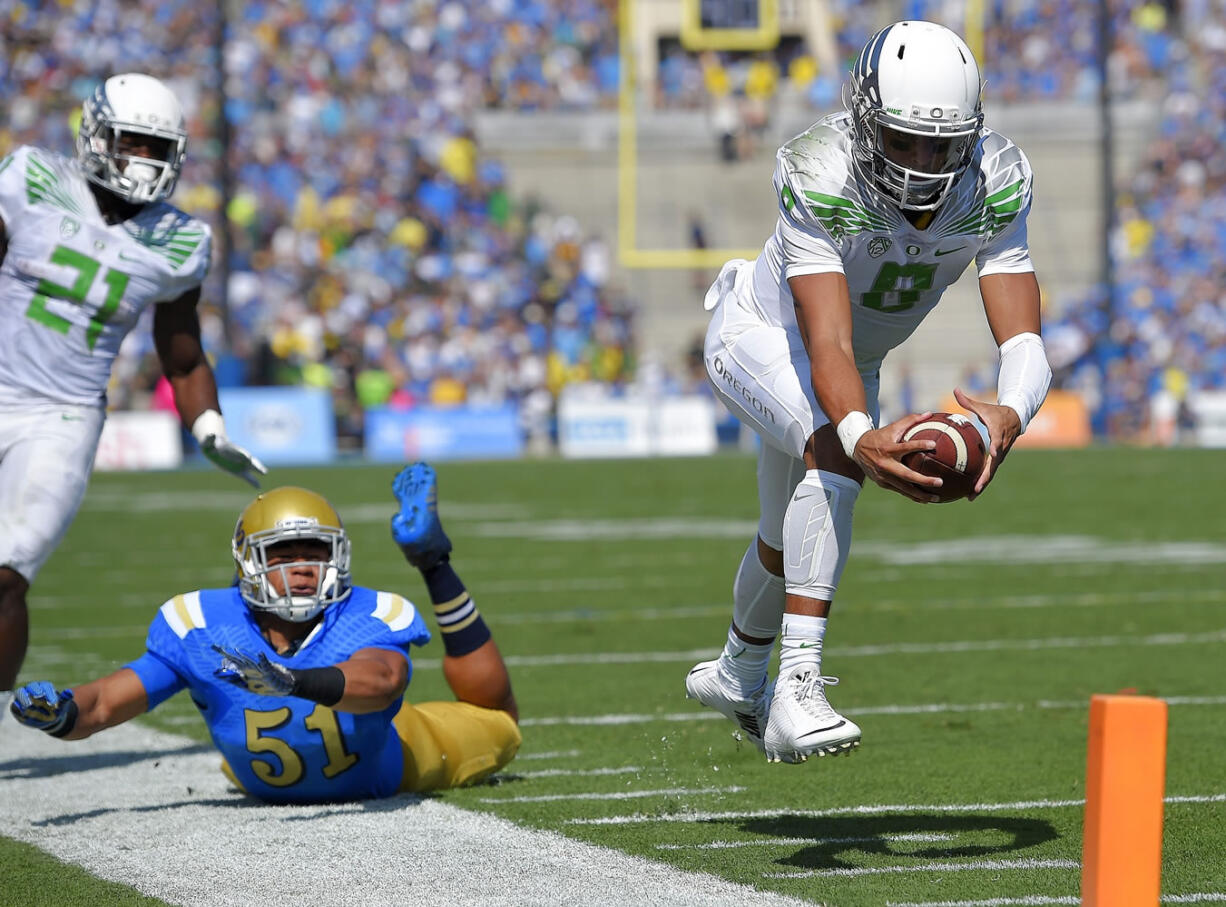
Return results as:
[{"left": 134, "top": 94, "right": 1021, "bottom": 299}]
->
[{"left": 232, "top": 487, "right": 352, "bottom": 622}]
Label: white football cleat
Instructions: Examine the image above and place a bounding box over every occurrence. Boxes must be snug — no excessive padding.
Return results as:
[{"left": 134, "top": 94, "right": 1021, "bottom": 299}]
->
[
  {"left": 764, "top": 667, "right": 861, "bottom": 763},
  {"left": 685, "top": 660, "right": 770, "bottom": 753}
]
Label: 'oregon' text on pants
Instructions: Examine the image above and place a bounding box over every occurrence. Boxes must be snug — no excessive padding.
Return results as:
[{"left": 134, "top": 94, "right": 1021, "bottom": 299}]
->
[{"left": 711, "top": 356, "right": 776, "bottom": 424}]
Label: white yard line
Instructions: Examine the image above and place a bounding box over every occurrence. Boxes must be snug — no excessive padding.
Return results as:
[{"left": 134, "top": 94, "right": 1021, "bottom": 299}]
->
[
  {"left": 477, "top": 786, "right": 745, "bottom": 804},
  {"left": 568, "top": 793, "right": 1226, "bottom": 825},
  {"left": 0, "top": 722, "right": 813, "bottom": 907},
  {"left": 764, "top": 857, "right": 1079, "bottom": 879},
  {"left": 411, "top": 627, "right": 1226, "bottom": 671},
  {"left": 657, "top": 833, "right": 956, "bottom": 850},
  {"left": 513, "top": 766, "right": 643, "bottom": 779},
  {"left": 765, "top": 857, "right": 1083, "bottom": 877},
  {"left": 520, "top": 694, "right": 1226, "bottom": 728}
]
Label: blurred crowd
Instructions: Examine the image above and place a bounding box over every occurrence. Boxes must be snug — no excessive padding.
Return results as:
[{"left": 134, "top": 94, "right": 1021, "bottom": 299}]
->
[
  {"left": 0, "top": 0, "right": 1214, "bottom": 444},
  {"left": 1043, "top": 3, "right": 1226, "bottom": 441},
  {"left": 2, "top": 0, "right": 632, "bottom": 450},
  {"left": 654, "top": 0, "right": 1177, "bottom": 116}
]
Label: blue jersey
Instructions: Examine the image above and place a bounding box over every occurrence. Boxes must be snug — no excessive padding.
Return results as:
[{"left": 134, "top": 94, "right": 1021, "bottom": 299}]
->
[{"left": 125, "top": 585, "right": 431, "bottom": 803}]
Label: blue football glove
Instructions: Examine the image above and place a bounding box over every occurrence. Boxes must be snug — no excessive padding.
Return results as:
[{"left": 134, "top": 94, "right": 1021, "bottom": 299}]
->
[
  {"left": 10, "top": 682, "right": 77, "bottom": 736},
  {"left": 212, "top": 645, "right": 296, "bottom": 696}
]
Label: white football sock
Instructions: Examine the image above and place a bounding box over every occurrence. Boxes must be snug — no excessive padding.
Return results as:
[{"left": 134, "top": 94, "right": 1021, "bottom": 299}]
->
[
  {"left": 716, "top": 624, "right": 773, "bottom": 697},
  {"left": 731, "top": 540, "right": 785, "bottom": 639},
  {"left": 778, "top": 614, "right": 828, "bottom": 677},
  {"left": 0, "top": 690, "right": 12, "bottom": 724}
]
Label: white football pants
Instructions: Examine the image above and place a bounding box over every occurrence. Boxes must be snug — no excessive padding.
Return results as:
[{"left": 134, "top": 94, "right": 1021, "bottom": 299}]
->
[
  {"left": 704, "top": 259, "right": 879, "bottom": 546},
  {"left": 0, "top": 404, "right": 105, "bottom": 581}
]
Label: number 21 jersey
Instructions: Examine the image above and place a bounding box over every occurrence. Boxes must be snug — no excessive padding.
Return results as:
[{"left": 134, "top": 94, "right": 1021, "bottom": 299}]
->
[{"left": 0, "top": 145, "right": 211, "bottom": 407}]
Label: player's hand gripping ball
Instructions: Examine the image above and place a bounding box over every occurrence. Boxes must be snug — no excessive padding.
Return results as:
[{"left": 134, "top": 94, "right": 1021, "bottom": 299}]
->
[{"left": 901, "top": 413, "right": 986, "bottom": 503}]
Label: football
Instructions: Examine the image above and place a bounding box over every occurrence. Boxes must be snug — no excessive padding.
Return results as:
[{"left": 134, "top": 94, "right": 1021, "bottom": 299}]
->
[{"left": 901, "top": 413, "right": 987, "bottom": 503}]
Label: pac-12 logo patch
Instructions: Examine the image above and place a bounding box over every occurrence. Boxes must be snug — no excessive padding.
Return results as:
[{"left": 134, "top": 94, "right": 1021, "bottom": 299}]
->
[{"left": 867, "top": 237, "right": 892, "bottom": 258}]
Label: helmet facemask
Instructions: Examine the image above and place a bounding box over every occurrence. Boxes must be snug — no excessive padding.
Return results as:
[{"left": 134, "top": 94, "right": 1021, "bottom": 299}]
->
[
  {"left": 850, "top": 96, "right": 981, "bottom": 211},
  {"left": 232, "top": 489, "right": 353, "bottom": 623}
]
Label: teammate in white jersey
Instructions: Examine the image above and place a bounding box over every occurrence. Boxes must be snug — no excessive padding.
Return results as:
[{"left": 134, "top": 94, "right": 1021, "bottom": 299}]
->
[
  {"left": 0, "top": 74, "right": 267, "bottom": 715},
  {"left": 686, "top": 22, "right": 1053, "bottom": 763}
]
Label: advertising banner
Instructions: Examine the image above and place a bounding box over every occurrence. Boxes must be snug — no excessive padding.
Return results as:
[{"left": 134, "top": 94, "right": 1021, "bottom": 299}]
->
[
  {"left": 364, "top": 405, "right": 523, "bottom": 462},
  {"left": 557, "top": 390, "right": 718, "bottom": 458},
  {"left": 216, "top": 387, "right": 336, "bottom": 465},
  {"left": 94, "top": 410, "right": 183, "bottom": 471}
]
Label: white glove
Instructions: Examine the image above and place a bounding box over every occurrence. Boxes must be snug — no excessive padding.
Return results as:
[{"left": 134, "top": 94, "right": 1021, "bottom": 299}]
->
[{"left": 191, "top": 410, "right": 268, "bottom": 487}]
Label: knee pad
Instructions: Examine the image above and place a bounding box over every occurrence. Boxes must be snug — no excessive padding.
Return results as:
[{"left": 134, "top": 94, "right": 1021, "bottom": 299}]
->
[{"left": 782, "top": 470, "right": 861, "bottom": 601}]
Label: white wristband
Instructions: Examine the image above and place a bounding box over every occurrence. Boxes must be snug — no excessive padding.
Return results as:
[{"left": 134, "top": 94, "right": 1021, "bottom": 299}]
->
[
  {"left": 191, "top": 409, "right": 226, "bottom": 445},
  {"left": 836, "top": 411, "right": 874, "bottom": 460}
]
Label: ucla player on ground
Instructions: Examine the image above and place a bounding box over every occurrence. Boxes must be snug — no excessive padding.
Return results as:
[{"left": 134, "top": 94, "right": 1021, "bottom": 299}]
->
[
  {"left": 0, "top": 74, "right": 266, "bottom": 718},
  {"left": 687, "top": 22, "right": 1053, "bottom": 764},
  {"left": 9, "top": 463, "right": 520, "bottom": 802}
]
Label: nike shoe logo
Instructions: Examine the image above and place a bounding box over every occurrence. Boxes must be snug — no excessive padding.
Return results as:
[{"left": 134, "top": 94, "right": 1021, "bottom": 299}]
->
[
  {"left": 797, "top": 720, "right": 846, "bottom": 737},
  {"left": 733, "top": 711, "right": 762, "bottom": 738},
  {"left": 934, "top": 246, "right": 966, "bottom": 257}
]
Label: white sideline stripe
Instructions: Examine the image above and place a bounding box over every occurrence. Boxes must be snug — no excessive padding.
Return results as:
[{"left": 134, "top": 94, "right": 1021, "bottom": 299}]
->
[
  {"left": 0, "top": 723, "right": 812, "bottom": 907},
  {"left": 765, "top": 857, "right": 1078, "bottom": 879},
  {"left": 520, "top": 695, "right": 1226, "bottom": 728},
  {"left": 657, "top": 832, "right": 956, "bottom": 850},
  {"left": 478, "top": 786, "right": 745, "bottom": 804},
  {"left": 419, "top": 628, "right": 1226, "bottom": 670},
  {"left": 567, "top": 793, "right": 1226, "bottom": 825},
  {"left": 889, "top": 896, "right": 1226, "bottom": 906}
]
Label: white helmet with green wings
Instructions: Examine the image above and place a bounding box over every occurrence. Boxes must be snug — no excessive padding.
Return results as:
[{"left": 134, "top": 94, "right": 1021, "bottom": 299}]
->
[
  {"left": 77, "top": 73, "right": 188, "bottom": 205},
  {"left": 847, "top": 21, "right": 984, "bottom": 211}
]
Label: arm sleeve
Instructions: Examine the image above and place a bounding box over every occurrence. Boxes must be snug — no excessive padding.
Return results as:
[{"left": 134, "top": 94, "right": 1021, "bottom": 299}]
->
[
  {"left": 976, "top": 149, "right": 1036, "bottom": 278},
  {"left": 123, "top": 650, "right": 188, "bottom": 711},
  {"left": 774, "top": 162, "right": 845, "bottom": 280},
  {"left": 975, "top": 199, "right": 1035, "bottom": 277}
]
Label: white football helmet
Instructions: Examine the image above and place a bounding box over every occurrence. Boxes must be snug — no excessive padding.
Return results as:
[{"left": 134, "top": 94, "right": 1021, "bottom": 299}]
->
[
  {"left": 847, "top": 21, "right": 984, "bottom": 211},
  {"left": 77, "top": 73, "right": 187, "bottom": 205},
  {"left": 232, "top": 487, "right": 352, "bottom": 623}
]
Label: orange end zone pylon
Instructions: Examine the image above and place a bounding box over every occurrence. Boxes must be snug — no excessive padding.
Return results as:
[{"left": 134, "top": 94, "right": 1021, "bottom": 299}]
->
[{"left": 1081, "top": 693, "right": 1168, "bottom": 906}]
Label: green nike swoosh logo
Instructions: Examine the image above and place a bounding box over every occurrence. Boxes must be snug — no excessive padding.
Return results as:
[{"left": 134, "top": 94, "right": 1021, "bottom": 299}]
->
[
  {"left": 729, "top": 646, "right": 747, "bottom": 659},
  {"left": 61, "top": 414, "right": 85, "bottom": 422},
  {"left": 796, "top": 642, "right": 819, "bottom": 649},
  {"left": 934, "top": 246, "right": 966, "bottom": 257}
]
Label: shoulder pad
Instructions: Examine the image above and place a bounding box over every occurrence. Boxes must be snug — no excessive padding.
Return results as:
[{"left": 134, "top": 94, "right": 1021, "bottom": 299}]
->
[
  {"left": 158, "top": 591, "right": 207, "bottom": 639},
  {"left": 127, "top": 206, "right": 212, "bottom": 275}
]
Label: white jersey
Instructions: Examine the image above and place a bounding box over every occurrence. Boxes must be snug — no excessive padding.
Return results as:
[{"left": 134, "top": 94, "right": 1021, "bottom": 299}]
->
[
  {"left": 0, "top": 145, "right": 211, "bottom": 407},
  {"left": 747, "top": 112, "right": 1034, "bottom": 377}
]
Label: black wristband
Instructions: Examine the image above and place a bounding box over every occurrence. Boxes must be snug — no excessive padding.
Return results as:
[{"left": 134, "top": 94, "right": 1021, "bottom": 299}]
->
[
  {"left": 288, "top": 666, "right": 346, "bottom": 707},
  {"left": 47, "top": 699, "right": 80, "bottom": 738}
]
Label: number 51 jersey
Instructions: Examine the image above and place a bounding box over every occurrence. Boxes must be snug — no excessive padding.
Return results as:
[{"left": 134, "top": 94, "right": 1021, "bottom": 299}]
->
[
  {"left": 126, "top": 585, "right": 432, "bottom": 804},
  {"left": 0, "top": 145, "right": 211, "bottom": 408}
]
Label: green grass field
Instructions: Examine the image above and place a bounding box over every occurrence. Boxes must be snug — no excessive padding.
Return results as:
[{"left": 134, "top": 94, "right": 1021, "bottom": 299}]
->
[{"left": 4, "top": 449, "right": 1225, "bottom": 905}]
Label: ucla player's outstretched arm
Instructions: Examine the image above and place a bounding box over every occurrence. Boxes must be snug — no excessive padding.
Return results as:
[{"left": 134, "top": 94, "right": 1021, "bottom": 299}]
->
[
  {"left": 788, "top": 272, "right": 942, "bottom": 503},
  {"left": 152, "top": 290, "right": 267, "bottom": 487},
  {"left": 9, "top": 668, "right": 148, "bottom": 741}
]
